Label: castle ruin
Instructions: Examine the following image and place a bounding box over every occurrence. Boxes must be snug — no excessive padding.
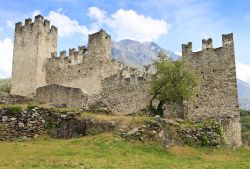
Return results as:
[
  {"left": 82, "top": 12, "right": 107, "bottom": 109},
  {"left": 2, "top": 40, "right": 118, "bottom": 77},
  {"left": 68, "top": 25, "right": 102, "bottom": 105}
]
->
[{"left": 10, "top": 15, "right": 241, "bottom": 146}]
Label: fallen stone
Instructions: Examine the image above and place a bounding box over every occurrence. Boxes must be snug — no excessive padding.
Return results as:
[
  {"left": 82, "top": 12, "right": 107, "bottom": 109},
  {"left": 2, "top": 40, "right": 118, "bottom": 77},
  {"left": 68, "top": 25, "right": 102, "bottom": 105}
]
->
[{"left": 2, "top": 116, "right": 8, "bottom": 122}]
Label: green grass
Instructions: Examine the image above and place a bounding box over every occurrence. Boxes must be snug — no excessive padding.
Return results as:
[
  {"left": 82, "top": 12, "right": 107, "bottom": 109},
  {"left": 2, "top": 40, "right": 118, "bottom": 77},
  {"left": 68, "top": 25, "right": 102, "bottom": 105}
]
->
[{"left": 0, "top": 133, "right": 249, "bottom": 169}]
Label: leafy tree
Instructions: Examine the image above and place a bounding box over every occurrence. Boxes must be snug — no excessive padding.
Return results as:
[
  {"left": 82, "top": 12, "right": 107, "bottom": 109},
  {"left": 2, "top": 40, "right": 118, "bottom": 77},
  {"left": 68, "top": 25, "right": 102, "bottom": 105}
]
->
[
  {"left": 149, "top": 51, "right": 201, "bottom": 116},
  {"left": 0, "top": 78, "right": 11, "bottom": 93}
]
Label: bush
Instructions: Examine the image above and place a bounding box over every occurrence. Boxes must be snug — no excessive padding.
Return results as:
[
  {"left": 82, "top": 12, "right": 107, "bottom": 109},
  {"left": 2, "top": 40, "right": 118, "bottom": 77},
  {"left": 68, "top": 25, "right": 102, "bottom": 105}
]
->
[
  {"left": 0, "top": 78, "right": 11, "bottom": 93},
  {"left": 200, "top": 135, "right": 209, "bottom": 146},
  {"left": 240, "top": 109, "right": 250, "bottom": 116}
]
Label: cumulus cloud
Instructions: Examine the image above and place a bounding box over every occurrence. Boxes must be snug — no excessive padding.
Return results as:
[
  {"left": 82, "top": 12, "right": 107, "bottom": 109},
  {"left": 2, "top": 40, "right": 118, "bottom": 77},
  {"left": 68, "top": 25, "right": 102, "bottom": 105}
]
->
[
  {"left": 47, "top": 11, "right": 89, "bottom": 37},
  {"left": 0, "top": 38, "right": 13, "bottom": 78},
  {"left": 32, "top": 10, "right": 90, "bottom": 37},
  {"left": 107, "top": 9, "right": 168, "bottom": 42},
  {"left": 29, "top": 8, "right": 169, "bottom": 41},
  {"left": 87, "top": 7, "right": 106, "bottom": 24},
  {"left": 87, "top": 7, "right": 169, "bottom": 42},
  {"left": 236, "top": 62, "right": 250, "bottom": 83}
]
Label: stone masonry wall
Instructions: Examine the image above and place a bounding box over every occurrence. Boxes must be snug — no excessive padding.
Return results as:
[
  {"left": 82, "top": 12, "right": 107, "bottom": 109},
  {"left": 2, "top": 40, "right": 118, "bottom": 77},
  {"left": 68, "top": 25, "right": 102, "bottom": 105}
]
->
[
  {"left": 182, "top": 34, "right": 239, "bottom": 119},
  {"left": 11, "top": 15, "right": 57, "bottom": 97},
  {"left": 36, "top": 84, "right": 87, "bottom": 108},
  {"left": 0, "top": 108, "right": 60, "bottom": 141},
  {"left": 45, "top": 30, "right": 121, "bottom": 96},
  {"left": 0, "top": 91, "right": 31, "bottom": 104},
  {"left": 88, "top": 73, "right": 150, "bottom": 114},
  {"left": 182, "top": 34, "right": 241, "bottom": 146}
]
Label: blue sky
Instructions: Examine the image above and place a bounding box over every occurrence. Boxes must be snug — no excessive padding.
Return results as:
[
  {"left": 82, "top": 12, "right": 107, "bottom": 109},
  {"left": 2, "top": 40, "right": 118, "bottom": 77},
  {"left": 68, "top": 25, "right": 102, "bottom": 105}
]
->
[{"left": 0, "top": 0, "right": 250, "bottom": 82}]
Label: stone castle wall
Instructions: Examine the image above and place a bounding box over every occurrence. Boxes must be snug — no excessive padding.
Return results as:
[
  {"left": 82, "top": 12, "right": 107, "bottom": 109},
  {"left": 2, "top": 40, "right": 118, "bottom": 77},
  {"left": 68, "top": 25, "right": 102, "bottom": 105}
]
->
[
  {"left": 45, "top": 30, "right": 125, "bottom": 95},
  {"left": 182, "top": 34, "right": 241, "bottom": 147},
  {"left": 182, "top": 34, "right": 239, "bottom": 119},
  {"left": 36, "top": 84, "right": 88, "bottom": 108},
  {"left": 11, "top": 15, "right": 57, "bottom": 97},
  {"left": 88, "top": 72, "right": 150, "bottom": 114}
]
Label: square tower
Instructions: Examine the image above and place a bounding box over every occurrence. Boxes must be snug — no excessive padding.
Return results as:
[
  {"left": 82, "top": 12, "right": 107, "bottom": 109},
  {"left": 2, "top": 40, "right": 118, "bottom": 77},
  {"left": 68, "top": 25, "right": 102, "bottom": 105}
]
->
[{"left": 11, "top": 15, "right": 57, "bottom": 97}]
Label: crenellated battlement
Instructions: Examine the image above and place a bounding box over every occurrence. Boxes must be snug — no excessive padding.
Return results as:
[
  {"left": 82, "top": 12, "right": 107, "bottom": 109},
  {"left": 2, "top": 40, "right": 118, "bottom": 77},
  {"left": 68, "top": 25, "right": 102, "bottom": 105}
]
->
[
  {"left": 182, "top": 33, "right": 234, "bottom": 56},
  {"left": 182, "top": 42, "right": 192, "bottom": 55},
  {"left": 15, "top": 15, "right": 57, "bottom": 35},
  {"left": 222, "top": 33, "right": 233, "bottom": 47},
  {"left": 50, "top": 46, "right": 86, "bottom": 65},
  {"left": 202, "top": 38, "right": 213, "bottom": 49}
]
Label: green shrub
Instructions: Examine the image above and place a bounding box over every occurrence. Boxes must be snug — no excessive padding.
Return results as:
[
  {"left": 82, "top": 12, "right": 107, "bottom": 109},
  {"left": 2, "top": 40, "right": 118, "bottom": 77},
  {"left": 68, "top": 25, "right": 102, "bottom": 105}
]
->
[
  {"left": 240, "top": 109, "right": 250, "bottom": 116},
  {"left": 215, "top": 127, "right": 223, "bottom": 136},
  {"left": 0, "top": 78, "right": 11, "bottom": 93},
  {"left": 200, "top": 135, "right": 209, "bottom": 146}
]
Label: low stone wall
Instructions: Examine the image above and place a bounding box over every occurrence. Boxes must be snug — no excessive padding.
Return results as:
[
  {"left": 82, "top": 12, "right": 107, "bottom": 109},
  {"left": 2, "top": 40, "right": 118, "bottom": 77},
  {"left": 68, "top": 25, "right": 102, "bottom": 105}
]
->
[
  {"left": 36, "top": 84, "right": 88, "bottom": 107},
  {"left": 0, "top": 91, "right": 31, "bottom": 104},
  {"left": 0, "top": 107, "right": 116, "bottom": 141},
  {"left": 0, "top": 108, "right": 60, "bottom": 140}
]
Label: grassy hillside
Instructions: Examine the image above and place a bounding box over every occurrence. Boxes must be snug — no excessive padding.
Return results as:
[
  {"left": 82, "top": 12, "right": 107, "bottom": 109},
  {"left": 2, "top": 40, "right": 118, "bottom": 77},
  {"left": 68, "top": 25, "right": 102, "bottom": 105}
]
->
[
  {"left": 0, "top": 133, "right": 249, "bottom": 169},
  {"left": 0, "top": 78, "right": 11, "bottom": 93}
]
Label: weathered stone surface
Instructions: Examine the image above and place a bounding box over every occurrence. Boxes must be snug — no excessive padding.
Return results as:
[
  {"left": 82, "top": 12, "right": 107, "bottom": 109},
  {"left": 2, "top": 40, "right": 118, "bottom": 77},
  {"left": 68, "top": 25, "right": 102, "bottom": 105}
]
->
[
  {"left": 0, "top": 91, "right": 31, "bottom": 104},
  {"left": 36, "top": 84, "right": 88, "bottom": 108},
  {"left": 182, "top": 34, "right": 239, "bottom": 120},
  {"left": 121, "top": 118, "right": 224, "bottom": 147},
  {"left": 11, "top": 16, "right": 57, "bottom": 97},
  {"left": 0, "top": 108, "right": 61, "bottom": 141}
]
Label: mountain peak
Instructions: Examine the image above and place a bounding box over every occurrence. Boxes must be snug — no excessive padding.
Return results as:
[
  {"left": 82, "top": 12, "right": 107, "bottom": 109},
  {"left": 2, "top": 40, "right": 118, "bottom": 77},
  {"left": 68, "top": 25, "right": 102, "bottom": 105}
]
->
[{"left": 111, "top": 39, "right": 180, "bottom": 68}]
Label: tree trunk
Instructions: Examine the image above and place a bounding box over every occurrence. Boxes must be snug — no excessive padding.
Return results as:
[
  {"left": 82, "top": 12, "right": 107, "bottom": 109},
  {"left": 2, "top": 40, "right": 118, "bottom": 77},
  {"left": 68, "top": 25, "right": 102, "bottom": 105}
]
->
[{"left": 157, "top": 100, "right": 164, "bottom": 116}]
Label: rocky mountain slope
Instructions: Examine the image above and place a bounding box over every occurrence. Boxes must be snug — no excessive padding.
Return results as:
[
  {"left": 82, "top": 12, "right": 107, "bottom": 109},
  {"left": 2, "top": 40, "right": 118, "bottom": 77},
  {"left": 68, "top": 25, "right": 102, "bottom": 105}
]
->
[
  {"left": 237, "top": 79, "right": 250, "bottom": 110},
  {"left": 112, "top": 39, "right": 180, "bottom": 68}
]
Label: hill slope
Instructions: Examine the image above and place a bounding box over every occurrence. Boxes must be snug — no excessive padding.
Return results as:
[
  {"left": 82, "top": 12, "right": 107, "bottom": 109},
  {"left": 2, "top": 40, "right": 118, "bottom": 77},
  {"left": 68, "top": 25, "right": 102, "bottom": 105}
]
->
[{"left": 237, "top": 79, "right": 250, "bottom": 110}]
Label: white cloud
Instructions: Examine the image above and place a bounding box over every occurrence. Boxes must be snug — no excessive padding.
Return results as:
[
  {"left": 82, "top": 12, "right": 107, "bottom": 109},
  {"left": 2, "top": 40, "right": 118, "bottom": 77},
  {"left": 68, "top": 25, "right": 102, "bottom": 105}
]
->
[
  {"left": 32, "top": 10, "right": 41, "bottom": 19},
  {"left": 6, "top": 20, "right": 14, "bottom": 29},
  {"left": 87, "top": 7, "right": 106, "bottom": 24},
  {"left": 106, "top": 9, "right": 169, "bottom": 42},
  {"left": 30, "top": 8, "right": 169, "bottom": 41},
  {"left": 0, "top": 38, "right": 13, "bottom": 78},
  {"left": 174, "top": 51, "right": 182, "bottom": 56},
  {"left": 236, "top": 62, "right": 250, "bottom": 83},
  {"left": 47, "top": 11, "right": 89, "bottom": 37},
  {"left": 31, "top": 10, "right": 90, "bottom": 37}
]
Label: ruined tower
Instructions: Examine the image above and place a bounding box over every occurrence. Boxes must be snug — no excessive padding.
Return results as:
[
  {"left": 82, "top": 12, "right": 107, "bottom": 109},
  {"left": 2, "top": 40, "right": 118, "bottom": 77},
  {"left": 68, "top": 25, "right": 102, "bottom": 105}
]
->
[
  {"left": 87, "top": 29, "right": 111, "bottom": 64},
  {"left": 182, "top": 33, "right": 241, "bottom": 146},
  {"left": 182, "top": 33, "right": 239, "bottom": 119},
  {"left": 11, "top": 15, "right": 57, "bottom": 97}
]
